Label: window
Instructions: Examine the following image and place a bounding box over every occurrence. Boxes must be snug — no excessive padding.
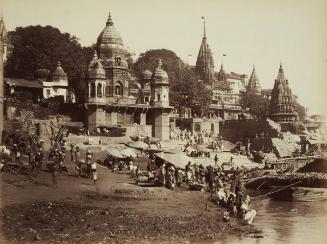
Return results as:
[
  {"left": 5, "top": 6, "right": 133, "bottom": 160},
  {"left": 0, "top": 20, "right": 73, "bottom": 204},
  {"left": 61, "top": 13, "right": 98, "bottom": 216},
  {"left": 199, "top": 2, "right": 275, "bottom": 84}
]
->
[
  {"left": 90, "top": 83, "right": 95, "bottom": 97},
  {"left": 115, "top": 82, "right": 123, "bottom": 96},
  {"left": 46, "top": 89, "right": 51, "bottom": 97},
  {"left": 97, "top": 83, "right": 102, "bottom": 97}
]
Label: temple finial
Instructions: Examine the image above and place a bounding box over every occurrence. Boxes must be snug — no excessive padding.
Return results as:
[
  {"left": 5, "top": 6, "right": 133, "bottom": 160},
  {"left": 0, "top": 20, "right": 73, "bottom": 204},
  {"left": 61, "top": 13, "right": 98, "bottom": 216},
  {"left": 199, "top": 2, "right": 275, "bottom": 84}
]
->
[
  {"left": 106, "top": 12, "right": 113, "bottom": 26},
  {"left": 201, "top": 16, "right": 206, "bottom": 37},
  {"left": 158, "top": 58, "right": 162, "bottom": 68}
]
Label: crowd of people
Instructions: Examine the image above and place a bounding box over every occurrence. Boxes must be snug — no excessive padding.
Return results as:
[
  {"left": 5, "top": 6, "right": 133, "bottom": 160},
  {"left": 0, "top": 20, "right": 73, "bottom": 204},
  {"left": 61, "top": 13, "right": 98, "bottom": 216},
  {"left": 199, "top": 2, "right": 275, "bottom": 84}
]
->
[{"left": 140, "top": 155, "right": 256, "bottom": 225}]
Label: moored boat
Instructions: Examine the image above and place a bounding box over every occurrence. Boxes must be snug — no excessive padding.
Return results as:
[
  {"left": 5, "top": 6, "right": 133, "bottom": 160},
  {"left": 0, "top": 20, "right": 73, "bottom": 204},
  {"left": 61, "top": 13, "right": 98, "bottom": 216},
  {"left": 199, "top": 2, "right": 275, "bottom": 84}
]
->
[{"left": 269, "top": 186, "right": 327, "bottom": 202}]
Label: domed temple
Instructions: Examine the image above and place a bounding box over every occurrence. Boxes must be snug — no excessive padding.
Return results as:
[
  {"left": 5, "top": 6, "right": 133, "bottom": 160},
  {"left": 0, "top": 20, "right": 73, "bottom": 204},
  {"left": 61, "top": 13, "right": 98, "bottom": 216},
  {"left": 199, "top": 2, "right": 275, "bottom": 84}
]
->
[
  {"left": 269, "top": 64, "right": 298, "bottom": 123},
  {"left": 85, "top": 13, "right": 172, "bottom": 140}
]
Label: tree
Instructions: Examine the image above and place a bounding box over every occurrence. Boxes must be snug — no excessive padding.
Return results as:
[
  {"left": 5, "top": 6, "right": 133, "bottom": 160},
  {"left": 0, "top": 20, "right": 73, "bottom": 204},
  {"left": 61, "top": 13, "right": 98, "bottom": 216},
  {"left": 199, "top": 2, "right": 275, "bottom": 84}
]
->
[
  {"left": 133, "top": 49, "right": 211, "bottom": 115},
  {"left": 240, "top": 91, "right": 270, "bottom": 119},
  {"left": 5, "top": 25, "right": 94, "bottom": 102},
  {"left": 294, "top": 100, "right": 307, "bottom": 122}
]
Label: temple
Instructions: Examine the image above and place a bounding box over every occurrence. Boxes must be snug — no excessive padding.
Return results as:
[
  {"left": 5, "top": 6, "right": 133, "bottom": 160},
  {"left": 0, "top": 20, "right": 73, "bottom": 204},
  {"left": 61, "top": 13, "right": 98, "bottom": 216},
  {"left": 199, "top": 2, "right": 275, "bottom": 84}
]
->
[
  {"left": 195, "top": 18, "right": 215, "bottom": 85},
  {"left": 247, "top": 65, "right": 261, "bottom": 94},
  {"left": 269, "top": 64, "right": 298, "bottom": 122},
  {"left": 86, "top": 13, "right": 172, "bottom": 140}
]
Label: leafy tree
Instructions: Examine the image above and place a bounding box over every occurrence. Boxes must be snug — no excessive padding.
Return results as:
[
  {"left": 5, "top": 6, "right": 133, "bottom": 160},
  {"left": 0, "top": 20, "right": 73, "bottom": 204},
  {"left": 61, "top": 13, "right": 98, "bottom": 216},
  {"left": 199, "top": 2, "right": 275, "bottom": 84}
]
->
[
  {"left": 294, "top": 100, "right": 307, "bottom": 122},
  {"left": 5, "top": 25, "right": 94, "bottom": 102},
  {"left": 133, "top": 49, "right": 211, "bottom": 115},
  {"left": 240, "top": 91, "right": 270, "bottom": 119}
]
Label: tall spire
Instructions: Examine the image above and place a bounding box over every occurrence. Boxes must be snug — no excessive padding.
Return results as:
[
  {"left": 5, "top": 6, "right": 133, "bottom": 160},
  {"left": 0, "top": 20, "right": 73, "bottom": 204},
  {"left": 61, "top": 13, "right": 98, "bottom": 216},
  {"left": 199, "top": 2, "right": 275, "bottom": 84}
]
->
[
  {"left": 269, "top": 63, "right": 297, "bottom": 122},
  {"left": 106, "top": 12, "right": 113, "bottom": 26},
  {"left": 247, "top": 65, "right": 261, "bottom": 93},
  {"left": 202, "top": 16, "right": 206, "bottom": 37}
]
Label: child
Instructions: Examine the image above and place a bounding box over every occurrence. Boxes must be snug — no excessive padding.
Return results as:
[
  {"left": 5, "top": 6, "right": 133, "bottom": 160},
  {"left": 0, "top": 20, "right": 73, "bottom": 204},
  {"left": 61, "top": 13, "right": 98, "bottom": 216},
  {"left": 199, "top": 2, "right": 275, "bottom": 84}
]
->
[{"left": 91, "top": 160, "right": 97, "bottom": 184}]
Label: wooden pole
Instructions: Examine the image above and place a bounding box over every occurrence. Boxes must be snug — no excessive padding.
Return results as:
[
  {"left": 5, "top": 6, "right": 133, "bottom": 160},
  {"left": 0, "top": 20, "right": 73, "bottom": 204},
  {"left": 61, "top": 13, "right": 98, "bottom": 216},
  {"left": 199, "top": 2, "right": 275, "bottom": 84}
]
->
[{"left": 252, "top": 180, "right": 302, "bottom": 200}]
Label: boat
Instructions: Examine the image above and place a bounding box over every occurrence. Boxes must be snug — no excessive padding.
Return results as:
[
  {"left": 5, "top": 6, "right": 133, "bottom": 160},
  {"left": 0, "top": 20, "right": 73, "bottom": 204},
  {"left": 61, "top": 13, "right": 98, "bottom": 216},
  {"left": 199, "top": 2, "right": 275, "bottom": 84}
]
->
[{"left": 269, "top": 186, "right": 327, "bottom": 202}]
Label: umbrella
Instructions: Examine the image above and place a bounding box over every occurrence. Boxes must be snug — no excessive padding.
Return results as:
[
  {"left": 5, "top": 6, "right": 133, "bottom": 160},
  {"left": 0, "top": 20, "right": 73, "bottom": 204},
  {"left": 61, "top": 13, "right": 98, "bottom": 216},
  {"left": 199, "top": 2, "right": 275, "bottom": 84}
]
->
[
  {"left": 121, "top": 148, "right": 137, "bottom": 158},
  {"left": 128, "top": 141, "right": 148, "bottom": 150},
  {"left": 155, "top": 152, "right": 193, "bottom": 169},
  {"left": 105, "top": 148, "right": 125, "bottom": 158}
]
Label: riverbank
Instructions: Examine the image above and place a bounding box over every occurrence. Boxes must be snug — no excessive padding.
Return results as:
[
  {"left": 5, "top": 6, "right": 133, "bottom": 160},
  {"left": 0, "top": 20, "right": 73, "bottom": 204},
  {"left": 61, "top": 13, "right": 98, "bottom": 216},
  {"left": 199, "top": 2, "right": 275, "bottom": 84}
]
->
[{"left": 0, "top": 166, "right": 261, "bottom": 243}]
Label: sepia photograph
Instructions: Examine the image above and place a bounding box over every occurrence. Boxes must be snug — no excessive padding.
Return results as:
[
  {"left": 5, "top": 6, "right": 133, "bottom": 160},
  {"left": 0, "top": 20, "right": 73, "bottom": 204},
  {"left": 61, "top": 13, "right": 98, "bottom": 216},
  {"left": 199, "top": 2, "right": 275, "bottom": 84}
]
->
[{"left": 0, "top": 0, "right": 327, "bottom": 243}]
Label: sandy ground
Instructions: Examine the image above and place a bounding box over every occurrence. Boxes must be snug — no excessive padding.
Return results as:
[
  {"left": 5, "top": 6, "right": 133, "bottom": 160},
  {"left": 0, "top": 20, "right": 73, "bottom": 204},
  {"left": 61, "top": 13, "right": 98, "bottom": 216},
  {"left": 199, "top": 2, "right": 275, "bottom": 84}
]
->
[{"left": 0, "top": 139, "right": 262, "bottom": 243}]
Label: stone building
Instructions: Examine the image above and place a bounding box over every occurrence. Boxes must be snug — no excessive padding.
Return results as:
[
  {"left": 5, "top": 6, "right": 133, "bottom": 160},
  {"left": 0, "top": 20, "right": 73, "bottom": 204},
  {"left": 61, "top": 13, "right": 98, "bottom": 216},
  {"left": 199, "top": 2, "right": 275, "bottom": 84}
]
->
[
  {"left": 4, "top": 62, "right": 75, "bottom": 103},
  {"left": 42, "top": 62, "right": 74, "bottom": 102},
  {"left": 0, "top": 17, "right": 6, "bottom": 143},
  {"left": 193, "top": 19, "right": 247, "bottom": 120},
  {"left": 269, "top": 64, "right": 298, "bottom": 122},
  {"left": 85, "top": 13, "right": 172, "bottom": 140}
]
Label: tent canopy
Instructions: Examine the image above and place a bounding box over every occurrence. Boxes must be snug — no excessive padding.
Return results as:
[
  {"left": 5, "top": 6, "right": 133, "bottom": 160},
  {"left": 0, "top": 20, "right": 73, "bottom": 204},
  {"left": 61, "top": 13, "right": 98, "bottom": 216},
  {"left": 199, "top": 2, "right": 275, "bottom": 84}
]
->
[
  {"left": 155, "top": 152, "right": 193, "bottom": 169},
  {"left": 105, "top": 148, "right": 125, "bottom": 158},
  {"left": 128, "top": 141, "right": 148, "bottom": 150},
  {"left": 121, "top": 148, "right": 137, "bottom": 158}
]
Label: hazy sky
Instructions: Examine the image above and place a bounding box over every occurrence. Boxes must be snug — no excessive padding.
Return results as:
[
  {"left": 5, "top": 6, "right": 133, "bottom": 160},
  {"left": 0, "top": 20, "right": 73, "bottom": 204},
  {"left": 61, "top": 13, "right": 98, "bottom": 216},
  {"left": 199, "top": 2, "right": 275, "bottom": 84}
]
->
[{"left": 1, "top": 0, "right": 327, "bottom": 115}]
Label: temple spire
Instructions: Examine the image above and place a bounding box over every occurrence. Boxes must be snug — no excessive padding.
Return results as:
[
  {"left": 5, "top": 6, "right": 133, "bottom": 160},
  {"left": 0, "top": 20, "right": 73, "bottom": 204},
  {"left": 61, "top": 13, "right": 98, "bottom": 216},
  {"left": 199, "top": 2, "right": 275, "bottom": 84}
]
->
[{"left": 201, "top": 16, "right": 206, "bottom": 37}]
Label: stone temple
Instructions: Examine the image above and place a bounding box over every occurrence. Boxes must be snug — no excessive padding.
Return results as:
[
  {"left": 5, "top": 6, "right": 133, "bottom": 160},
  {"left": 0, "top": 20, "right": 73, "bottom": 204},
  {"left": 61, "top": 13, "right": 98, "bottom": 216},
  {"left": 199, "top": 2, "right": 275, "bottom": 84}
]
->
[
  {"left": 269, "top": 64, "right": 298, "bottom": 122},
  {"left": 85, "top": 13, "right": 172, "bottom": 140}
]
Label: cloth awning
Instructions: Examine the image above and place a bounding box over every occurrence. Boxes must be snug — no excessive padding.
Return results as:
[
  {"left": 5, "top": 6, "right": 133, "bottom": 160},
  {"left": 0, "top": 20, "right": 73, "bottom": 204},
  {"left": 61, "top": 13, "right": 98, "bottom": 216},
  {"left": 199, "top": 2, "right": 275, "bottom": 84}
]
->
[{"left": 154, "top": 152, "right": 193, "bottom": 169}]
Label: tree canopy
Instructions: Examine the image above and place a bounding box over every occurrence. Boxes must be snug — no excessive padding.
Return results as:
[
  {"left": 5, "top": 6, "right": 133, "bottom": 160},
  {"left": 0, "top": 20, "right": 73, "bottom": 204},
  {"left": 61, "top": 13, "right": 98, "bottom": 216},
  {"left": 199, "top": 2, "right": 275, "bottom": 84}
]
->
[
  {"left": 133, "top": 49, "right": 211, "bottom": 116},
  {"left": 5, "top": 25, "right": 94, "bottom": 101},
  {"left": 240, "top": 91, "right": 270, "bottom": 119}
]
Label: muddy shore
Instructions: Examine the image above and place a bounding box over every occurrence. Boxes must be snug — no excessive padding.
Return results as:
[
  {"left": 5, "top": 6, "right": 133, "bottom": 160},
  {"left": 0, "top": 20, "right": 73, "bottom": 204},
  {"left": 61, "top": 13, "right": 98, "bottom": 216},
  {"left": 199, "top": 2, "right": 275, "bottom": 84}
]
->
[{"left": 0, "top": 159, "right": 262, "bottom": 243}]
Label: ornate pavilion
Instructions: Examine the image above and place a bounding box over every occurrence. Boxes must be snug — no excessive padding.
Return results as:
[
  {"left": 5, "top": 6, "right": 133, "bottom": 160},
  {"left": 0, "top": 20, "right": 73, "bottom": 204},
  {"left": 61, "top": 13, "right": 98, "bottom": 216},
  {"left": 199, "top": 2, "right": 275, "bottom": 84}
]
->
[{"left": 85, "top": 13, "right": 172, "bottom": 140}]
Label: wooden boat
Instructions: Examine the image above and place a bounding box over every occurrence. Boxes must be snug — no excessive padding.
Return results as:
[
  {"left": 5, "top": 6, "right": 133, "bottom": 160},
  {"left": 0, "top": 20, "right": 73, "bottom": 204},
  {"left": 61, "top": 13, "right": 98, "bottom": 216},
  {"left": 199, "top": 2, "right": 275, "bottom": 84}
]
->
[{"left": 269, "top": 186, "right": 327, "bottom": 202}]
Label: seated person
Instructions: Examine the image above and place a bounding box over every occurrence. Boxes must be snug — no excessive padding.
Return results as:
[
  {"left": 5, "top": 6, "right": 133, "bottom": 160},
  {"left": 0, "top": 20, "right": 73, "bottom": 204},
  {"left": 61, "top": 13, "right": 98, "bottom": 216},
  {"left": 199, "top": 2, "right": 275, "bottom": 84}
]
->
[{"left": 240, "top": 195, "right": 256, "bottom": 225}]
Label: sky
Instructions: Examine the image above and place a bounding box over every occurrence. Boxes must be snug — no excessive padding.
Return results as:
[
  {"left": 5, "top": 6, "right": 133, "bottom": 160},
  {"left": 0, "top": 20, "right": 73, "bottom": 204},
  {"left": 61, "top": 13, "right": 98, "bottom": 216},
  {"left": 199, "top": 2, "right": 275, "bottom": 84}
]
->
[{"left": 1, "top": 0, "right": 327, "bottom": 116}]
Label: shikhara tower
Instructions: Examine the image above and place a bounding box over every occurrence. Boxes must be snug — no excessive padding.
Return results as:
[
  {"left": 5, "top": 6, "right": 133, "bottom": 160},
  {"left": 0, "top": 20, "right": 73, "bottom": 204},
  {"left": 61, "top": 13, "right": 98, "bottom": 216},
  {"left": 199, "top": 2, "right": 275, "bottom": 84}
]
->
[
  {"left": 269, "top": 64, "right": 298, "bottom": 122},
  {"left": 247, "top": 65, "right": 261, "bottom": 94},
  {"left": 195, "top": 18, "right": 215, "bottom": 85}
]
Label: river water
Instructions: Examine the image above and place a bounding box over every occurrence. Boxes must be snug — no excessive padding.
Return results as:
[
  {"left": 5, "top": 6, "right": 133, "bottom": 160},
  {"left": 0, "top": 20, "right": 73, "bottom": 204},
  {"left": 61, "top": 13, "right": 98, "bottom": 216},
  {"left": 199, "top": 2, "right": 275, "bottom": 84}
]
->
[{"left": 214, "top": 198, "right": 327, "bottom": 244}]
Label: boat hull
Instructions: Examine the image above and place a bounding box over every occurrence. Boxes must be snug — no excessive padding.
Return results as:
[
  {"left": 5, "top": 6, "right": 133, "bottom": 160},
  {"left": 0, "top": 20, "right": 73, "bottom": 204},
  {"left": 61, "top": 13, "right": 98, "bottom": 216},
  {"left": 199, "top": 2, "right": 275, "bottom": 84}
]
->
[{"left": 270, "top": 187, "right": 327, "bottom": 202}]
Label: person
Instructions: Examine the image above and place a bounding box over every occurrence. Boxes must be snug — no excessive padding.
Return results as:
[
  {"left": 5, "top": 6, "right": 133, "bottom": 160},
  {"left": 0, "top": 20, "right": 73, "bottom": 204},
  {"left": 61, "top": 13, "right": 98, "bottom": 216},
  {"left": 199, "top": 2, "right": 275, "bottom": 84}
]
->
[
  {"left": 128, "top": 158, "right": 134, "bottom": 171},
  {"left": 240, "top": 195, "right": 256, "bottom": 225},
  {"left": 74, "top": 146, "right": 81, "bottom": 176},
  {"left": 91, "top": 160, "right": 97, "bottom": 184},
  {"left": 214, "top": 154, "right": 219, "bottom": 167},
  {"left": 206, "top": 165, "right": 215, "bottom": 193},
  {"left": 166, "top": 165, "right": 175, "bottom": 189},
  {"left": 31, "top": 149, "right": 43, "bottom": 175},
  {"left": 86, "top": 154, "right": 92, "bottom": 178},
  {"left": 70, "top": 144, "right": 75, "bottom": 162},
  {"left": 185, "top": 161, "right": 193, "bottom": 185},
  {"left": 58, "top": 151, "right": 66, "bottom": 175},
  {"left": 158, "top": 162, "right": 166, "bottom": 186}
]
